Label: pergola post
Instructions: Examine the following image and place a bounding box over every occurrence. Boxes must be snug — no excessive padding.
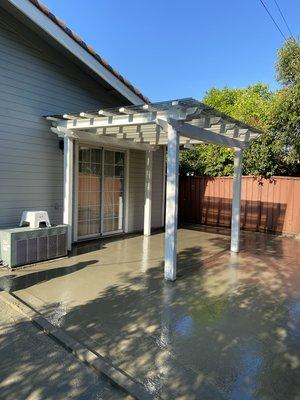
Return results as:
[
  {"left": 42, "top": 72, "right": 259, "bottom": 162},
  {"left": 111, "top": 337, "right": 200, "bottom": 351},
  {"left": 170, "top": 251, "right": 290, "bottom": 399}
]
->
[
  {"left": 164, "top": 124, "right": 180, "bottom": 281},
  {"left": 144, "top": 150, "right": 153, "bottom": 236},
  {"left": 230, "top": 148, "right": 243, "bottom": 252},
  {"left": 63, "top": 135, "right": 74, "bottom": 251}
]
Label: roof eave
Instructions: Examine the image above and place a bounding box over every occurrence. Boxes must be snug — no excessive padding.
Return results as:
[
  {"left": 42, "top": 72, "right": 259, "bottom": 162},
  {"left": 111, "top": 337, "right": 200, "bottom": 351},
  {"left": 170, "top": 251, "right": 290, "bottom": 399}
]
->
[{"left": 6, "top": 0, "right": 149, "bottom": 105}]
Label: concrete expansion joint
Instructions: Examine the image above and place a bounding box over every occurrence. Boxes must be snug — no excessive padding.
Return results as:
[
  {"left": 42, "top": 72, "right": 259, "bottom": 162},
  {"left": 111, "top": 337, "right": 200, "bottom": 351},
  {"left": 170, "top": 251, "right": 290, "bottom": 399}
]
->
[{"left": 0, "top": 291, "right": 155, "bottom": 400}]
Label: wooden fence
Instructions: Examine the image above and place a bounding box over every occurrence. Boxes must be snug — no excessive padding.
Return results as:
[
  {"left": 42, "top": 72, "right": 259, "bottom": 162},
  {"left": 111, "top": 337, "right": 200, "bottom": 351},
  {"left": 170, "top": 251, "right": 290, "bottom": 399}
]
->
[{"left": 179, "top": 176, "right": 300, "bottom": 235}]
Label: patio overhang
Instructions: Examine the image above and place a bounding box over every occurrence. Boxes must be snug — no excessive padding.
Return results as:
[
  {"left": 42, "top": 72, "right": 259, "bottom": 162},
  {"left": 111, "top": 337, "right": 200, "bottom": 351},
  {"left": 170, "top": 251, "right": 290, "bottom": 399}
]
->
[{"left": 46, "top": 98, "right": 261, "bottom": 281}]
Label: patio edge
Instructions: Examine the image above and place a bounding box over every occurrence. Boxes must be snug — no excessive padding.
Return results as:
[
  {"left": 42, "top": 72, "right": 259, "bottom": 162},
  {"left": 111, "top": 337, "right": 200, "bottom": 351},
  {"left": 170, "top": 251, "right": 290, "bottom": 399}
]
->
[{"left": 0, "top": 291, "right": 154, "bottom": 400}]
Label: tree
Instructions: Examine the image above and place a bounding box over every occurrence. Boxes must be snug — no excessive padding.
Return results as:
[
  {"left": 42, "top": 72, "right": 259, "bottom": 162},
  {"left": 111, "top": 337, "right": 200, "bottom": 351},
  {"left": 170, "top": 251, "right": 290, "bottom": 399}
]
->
[
  {"left": 276, "top": 38, "right": 300, "bottom": 86},
  {"left": 180, "top": 38, "right": 300, "bottom": 177},
  {"left": 269, "top": 38, "right": 300, "bottom": 175},
  {"left": 180, "top": 84, "right": 274, "bottom": 176},
  {"left": 180, "top": 144, "right": 234, "bottom": 176}
]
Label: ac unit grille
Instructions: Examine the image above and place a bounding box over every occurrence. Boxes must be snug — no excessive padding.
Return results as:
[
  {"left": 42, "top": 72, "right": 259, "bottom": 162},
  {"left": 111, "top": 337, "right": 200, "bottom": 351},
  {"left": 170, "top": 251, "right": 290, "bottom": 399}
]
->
[
  {"left": 16, "top": 240, "right": 27, "bottom": 266},
  {"left": 14, "top": 233, "right": 67, "bottom": 266},
  {"left": 28, "top": 238, "right": 38, "bottom": 263},
  {"left": 38, "top": 236, "right": 47, "bottom": 261}
]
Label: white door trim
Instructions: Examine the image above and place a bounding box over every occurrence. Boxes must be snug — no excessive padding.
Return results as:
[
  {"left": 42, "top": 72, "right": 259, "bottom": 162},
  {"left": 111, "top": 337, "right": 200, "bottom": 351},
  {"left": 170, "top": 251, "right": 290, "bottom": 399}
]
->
[{"left": 75, "top": 144, "right": 127, "bottom": 242}]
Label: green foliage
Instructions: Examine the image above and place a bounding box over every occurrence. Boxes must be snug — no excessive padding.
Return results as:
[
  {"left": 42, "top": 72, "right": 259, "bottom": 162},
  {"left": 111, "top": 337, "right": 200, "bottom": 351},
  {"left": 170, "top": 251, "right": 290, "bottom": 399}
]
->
[
  {"left": 243, "top": 132, "right": 282, "bottom": 176},
  {"left": 204, "top": 83, "right": 272, "bottom": 130},
  {"left": 180, "top": 145, "right": 234, "bottom": 177},
  {"left": 180, "top": 83, "right": 274, "bottom": 176},
  {"left": 268, "top": 84, "right": 300, "bottom": 175},
  {"left": 276, "top": 37, "right": 300, "bottom": 86},
  {"left": 270, "top": 38, "right": 300, "bottom": 175},
  {"left": 180, "top": 38, "right": 300, "bottom": 177}
]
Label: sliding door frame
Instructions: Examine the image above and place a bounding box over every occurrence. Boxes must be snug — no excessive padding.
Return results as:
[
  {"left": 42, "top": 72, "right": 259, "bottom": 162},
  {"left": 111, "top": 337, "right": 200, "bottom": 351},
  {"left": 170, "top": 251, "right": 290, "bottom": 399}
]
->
[{"left": 73, "top": 142, "right": 129, "bottom": 242}]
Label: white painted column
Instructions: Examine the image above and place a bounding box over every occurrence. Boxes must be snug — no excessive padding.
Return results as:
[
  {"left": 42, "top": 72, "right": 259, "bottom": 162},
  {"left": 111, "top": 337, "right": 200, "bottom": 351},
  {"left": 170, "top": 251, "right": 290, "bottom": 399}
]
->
[
  {"left": 72, "top": 141, "right": 79, "bottom": 243},
  {"left": 164, "top": 124, "right": 180, "bottom": 281},
  {"left": 230, "top": 148, "right": 243, "bottom": 252},
  {"left": 63, "top": 136, "right": 74, "bottom": 251},
  {"left": 144, "top": 150, "right": 153, "bottom": 236},
  {"left": 124, "top": 150, "right": 130, "bottom": 233}
]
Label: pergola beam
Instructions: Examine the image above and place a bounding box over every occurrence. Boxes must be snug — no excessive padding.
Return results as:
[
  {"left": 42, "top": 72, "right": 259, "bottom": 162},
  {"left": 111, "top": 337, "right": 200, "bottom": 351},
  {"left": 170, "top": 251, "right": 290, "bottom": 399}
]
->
[
  {"left": 61, "top": 113, "right": 157, "bottom": 130},
  {"left": 63, "top": 114, "right": 77, "bottom": 120},
  {"left": 77, "top": 131, "right": 157, "bottom": 151},
  {"left": 98, "top": 109, "right": 116, "bottom": 117},
  {"left": 119, "top": 107, "right": 136, "bottom": 114},
  {"left": 79, "top": 112, "right": 97, "bottom": 119},
  {"left": 166, "top": 118, "right": 247, "bottom": 149}
]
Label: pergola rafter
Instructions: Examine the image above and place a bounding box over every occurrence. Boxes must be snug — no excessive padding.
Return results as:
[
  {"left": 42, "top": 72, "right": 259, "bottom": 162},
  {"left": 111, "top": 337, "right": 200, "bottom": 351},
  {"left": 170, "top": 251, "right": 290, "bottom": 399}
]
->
[{"left": 46, "top": 98, "right": 261, "bottom": 281}]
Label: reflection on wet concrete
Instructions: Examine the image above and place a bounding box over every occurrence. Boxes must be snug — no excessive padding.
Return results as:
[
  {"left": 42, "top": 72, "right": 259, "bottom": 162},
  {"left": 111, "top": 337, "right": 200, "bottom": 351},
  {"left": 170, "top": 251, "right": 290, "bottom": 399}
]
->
[{"left": 0, "top": 226, "right": 299, "bottom": 399}]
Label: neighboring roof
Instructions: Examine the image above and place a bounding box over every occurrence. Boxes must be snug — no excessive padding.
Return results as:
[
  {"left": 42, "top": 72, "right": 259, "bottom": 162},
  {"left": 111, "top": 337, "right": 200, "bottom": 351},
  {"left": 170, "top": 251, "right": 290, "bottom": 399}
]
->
[
  {"left": 9, "top": 0, "right": 149, "bottom": 104},
  {"left": 47, "top": 98, "right": 262, "bottom": 149}
]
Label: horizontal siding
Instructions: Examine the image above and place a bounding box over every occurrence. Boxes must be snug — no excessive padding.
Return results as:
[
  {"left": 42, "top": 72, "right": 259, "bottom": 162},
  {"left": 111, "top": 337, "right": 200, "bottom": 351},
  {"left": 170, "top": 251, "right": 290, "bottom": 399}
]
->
[
  {"left": 127, "top": 147, "right": 165, "bottom": 233},
  {"left": 0, "top": 8, "right": 126, "bottom": 228},
  {"left": 128, "top": 150, "right": 146, "bottom": 232},
  {"left": 0, "top": 186, "right": 63, "bottom": 195},
  {"left": 151, "top": 147, "right": 165, "bottom": 228},
  {"left": 0, "top": 162, "right": 62, "bottom": 174}
]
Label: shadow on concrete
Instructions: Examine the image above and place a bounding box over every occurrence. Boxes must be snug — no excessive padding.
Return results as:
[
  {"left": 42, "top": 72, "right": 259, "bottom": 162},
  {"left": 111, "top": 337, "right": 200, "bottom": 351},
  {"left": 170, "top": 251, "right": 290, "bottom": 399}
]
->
[
  {"left": 25, "top": 242, "right": 300, "bottom": 399},
  {"left": 183, "top": 223, "right": 295, "bottom": 259},
  {"left": 0, "top": 304, "right": 126, "bottom": 400},
  {"left": 0, "top": 260, "right": 98, "bottom": 292},
  {"left": 1, "top": 228, "right": 299, "bottom": 398}
]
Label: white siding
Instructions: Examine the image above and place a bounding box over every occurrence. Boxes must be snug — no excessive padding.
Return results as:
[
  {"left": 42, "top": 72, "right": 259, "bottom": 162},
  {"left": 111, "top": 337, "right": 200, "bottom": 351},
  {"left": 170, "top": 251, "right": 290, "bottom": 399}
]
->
[
  {"left": 0, "top": 8, "right": 124, "bottom": 228},
  {"left": 127, "top": 150, "right": 145, "bottom": 232},
  {"left": 127, "top": 147, "right": 165, "bottom": 232},
  {"left": 151, "top": 146, "right": 165, "bottom": 228}
]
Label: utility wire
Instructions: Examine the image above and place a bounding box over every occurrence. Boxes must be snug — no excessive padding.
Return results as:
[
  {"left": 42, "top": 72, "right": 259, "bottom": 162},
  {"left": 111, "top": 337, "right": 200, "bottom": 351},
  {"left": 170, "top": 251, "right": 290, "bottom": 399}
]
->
[
  {"left": 273, "top": 0, "right": 294, "bottom": 38},
  {"left": 258, "top": 0, "right": 286, "bottom": 40}
]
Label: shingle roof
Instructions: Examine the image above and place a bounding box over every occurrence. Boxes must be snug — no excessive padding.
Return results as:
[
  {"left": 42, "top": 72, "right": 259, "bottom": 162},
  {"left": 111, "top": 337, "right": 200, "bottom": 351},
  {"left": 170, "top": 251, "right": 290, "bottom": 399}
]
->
[{"left": 28, "top": 0, "right": 149, "bottom": 104}]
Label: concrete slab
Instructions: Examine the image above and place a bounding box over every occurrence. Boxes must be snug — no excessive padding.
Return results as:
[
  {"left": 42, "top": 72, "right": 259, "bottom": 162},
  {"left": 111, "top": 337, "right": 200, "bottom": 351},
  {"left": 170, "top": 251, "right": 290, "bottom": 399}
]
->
[
  {"left": 0, "top": 297, "right": 128, "bottom": 400},
  {"left": 0, "top": 227, "right": 299, "bottom": 399}
]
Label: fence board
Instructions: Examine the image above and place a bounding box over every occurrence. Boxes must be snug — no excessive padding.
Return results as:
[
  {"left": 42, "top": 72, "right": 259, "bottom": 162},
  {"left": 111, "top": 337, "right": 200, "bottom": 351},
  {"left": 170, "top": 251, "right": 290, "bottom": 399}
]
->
[{"left": 179, "top": 176, "right": 300, "bottom": 235}]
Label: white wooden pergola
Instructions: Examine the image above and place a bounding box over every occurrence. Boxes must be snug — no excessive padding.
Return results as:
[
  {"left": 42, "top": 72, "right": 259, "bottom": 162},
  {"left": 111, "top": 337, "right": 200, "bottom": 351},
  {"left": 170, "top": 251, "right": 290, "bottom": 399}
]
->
[{"left": 47, "top": 98, "right": 261, "bottom": 281}]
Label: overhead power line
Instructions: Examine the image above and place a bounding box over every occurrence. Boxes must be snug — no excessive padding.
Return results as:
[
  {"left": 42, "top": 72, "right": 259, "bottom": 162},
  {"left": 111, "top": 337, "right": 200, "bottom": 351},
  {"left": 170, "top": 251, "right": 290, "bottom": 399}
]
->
[
  {"left": 258, "top": 0, "right": 286, "bottom": 40},
  {"left": 273, "top": 0, "right": 294, "bottom": 38}
]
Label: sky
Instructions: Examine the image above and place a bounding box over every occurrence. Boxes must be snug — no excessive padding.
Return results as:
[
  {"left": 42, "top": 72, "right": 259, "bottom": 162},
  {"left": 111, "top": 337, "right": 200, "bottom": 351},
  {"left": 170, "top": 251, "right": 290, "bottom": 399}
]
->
[{"left": 42, "top": 0, "right": 299, "bottom": 102}]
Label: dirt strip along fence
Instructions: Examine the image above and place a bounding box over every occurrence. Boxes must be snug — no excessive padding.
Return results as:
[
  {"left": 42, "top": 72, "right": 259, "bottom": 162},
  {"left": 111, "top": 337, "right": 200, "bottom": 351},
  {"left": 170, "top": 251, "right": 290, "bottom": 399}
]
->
[{"left": 179, "top": 176, "right": 300, "bottom": 235}]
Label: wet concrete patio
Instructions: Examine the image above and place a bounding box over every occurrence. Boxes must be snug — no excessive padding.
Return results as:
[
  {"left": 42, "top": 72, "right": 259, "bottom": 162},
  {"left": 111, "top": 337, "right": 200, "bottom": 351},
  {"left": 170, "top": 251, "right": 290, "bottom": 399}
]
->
[{"left": 0, "top": 226, "right": 299, "bottom": 399}]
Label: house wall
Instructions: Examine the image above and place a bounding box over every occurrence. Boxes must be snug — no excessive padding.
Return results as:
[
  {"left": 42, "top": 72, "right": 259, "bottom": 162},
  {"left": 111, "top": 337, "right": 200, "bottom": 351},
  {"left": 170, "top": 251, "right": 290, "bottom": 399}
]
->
[
  {"left": 127, "top": 150, "right": 145, "bottom": 232},
  {"left": 0, "top": 8, "right": 125, "bottom": 228},
  {"left": 127, "top": 147, "right": 165, "bottom": 232},
  {"left": 0, "top": 7, "right": 165, "bottom": 236},
  {"left": 151, "top": 146, "right": 165, "bottom": 228}
]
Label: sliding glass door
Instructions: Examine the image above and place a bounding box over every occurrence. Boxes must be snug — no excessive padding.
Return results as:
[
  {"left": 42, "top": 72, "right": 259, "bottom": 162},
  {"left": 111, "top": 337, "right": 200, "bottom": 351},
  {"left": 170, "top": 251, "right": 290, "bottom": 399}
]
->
[
  {"left": 78, "top": 147, "right": 102, "bottom": 238},
  {"left": 102, "top": 150, "right": 124, "bottom": 234},
  {"left": 77, "top": 146, "right": 125, "bottom": 239}
]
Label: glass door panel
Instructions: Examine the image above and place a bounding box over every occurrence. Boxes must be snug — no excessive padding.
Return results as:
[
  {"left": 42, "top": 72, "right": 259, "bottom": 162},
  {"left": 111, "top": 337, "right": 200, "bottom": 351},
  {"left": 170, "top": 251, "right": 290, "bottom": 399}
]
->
[
  {"left": 102, "top": 150, "right": 124, "bottom": 234},
  {"left": 78, "top": 147, "right": 102, "bottom": 238}
]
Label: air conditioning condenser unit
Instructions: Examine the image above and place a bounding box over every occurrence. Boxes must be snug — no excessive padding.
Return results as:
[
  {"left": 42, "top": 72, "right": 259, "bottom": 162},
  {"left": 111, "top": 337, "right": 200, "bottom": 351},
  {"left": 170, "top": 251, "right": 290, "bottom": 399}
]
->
[{"left": 0, "top": 225, "right": 68, "bottom": 269}]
